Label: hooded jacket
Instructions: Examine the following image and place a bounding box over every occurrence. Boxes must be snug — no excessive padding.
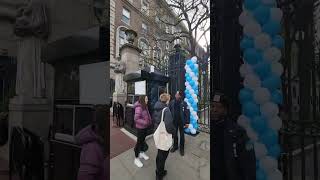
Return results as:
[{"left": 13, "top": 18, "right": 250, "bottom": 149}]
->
[
  {"left": 169, "top": 99, "right": 190, "bottom": 125},
  {"left": 134, "top": 101, "right": 152, "bottom": 129},
  {"left": 212, "top": 117, "right": 256, "bottom": 180},
  {"left": 152, "top": 101, "right": 176, "bottom": 135},
  {"left": 76, "top": 125, "right": 107, "bottom": 180}
]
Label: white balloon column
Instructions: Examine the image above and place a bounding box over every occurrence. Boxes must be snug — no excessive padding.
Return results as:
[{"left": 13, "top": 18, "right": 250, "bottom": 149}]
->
[
  {"left": 239, "top": 0, "right": 284, "bottom": 179},
  {"left": 184, "top": 56, "right": 199, "bottom": 135}
]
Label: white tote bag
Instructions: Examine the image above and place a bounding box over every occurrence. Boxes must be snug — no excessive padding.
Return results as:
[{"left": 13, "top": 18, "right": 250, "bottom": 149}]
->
[{"left": 153, "top": 107, "right": 173, "bottom": 151}]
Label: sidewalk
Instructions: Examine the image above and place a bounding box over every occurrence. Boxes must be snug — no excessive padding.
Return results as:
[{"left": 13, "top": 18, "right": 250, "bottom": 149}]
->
[{"left": 111, "top": 132, "right": 210, "bottom": 180}]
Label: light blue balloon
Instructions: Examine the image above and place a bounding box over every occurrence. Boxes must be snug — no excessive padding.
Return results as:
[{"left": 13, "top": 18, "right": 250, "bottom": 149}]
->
[
  {"left": 269, "top": 144, "right": 281, "bottom": 158},
  {"left": 244, "top": 48, "right": 262, "bottom": 65},
  {"left": 262, "top": 75, "right": 281, "bottom": 91},
  {"left": 251, "top": 116, "right": 268, "bottom": 133},
  {"left": 242, "top": 102, "right": 260, "bottom": 117},
  {"left": 244, "top": 0, "right": 260, "bottom": 10},
  {"left": 185, "top": 128, "right": 191, "bottom": 133},
  {"left": 186, "top": 94, "right": 191, "bottom": 99},
  {"left": 263, "top": 21, "right": 281, "bottom": 36},
  {"left": 239, "top": 88, "right": 253, "bottom": 104},
  {"left": 260, "top": 129, "right": 278, "bottom": 147},
  {"left": 241, "top": 37, "right": 254, "bottom": 50},
  {"left": 271, "top": 90, "right": 283, "bottom": 105},
  {"left": 272, "top": 35, "right": 285, "bottom": 49},
  {"left": 257, "top": 168, "right": 267, "bottom": 180},
  {"left": 254, "top": 60, "right": 271, "bottom": 79},
  {"left": 253, "top": 5, "right": 270, "bottom": 24}
]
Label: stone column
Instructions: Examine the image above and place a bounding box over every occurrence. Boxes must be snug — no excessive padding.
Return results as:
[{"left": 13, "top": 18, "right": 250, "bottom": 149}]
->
[{"left": 113, "top": 29, "right": 141, "bottom": 106}]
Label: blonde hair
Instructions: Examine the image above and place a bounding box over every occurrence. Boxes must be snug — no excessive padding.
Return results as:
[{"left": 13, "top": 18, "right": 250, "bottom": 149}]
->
[{"left": 159, "top": 93, "right": 170, "bottom": 103}]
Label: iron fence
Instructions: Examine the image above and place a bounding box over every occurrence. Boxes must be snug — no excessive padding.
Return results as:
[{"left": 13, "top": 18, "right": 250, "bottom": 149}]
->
[{"left": 198, "top": 103, "right": 210, "bottom": 133}]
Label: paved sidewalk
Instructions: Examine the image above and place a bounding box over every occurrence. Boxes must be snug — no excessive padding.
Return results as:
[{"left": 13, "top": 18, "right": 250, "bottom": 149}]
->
[{"left": 111, "top": 132, "right": 210, "bottom": 180}]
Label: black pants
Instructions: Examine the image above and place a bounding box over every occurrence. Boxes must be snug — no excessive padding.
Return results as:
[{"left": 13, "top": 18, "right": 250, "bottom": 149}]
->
[
  {"left": 156, "top": 149, "right": 169, "bottom": 176},
  {"left": 134, "top": 128, "right": 148, "bottom": 157},
  {"left": 173, "top": 120, "right": 185, "bottom": 150}
]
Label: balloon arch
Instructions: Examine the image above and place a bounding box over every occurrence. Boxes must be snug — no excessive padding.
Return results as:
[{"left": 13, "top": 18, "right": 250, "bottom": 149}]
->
[{"left": 238, "top": 0, "right": 284, "bottom": 179}]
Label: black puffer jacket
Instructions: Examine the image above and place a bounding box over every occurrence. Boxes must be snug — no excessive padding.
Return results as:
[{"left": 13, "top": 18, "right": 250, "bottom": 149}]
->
[{"left": 152, "top": 101, "right": 176, "bottom": 135}]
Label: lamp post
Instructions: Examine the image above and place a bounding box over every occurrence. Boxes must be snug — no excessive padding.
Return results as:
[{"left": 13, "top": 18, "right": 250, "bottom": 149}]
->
[{"left": 93, "top": 0, "right": 107, "bottom": 62}]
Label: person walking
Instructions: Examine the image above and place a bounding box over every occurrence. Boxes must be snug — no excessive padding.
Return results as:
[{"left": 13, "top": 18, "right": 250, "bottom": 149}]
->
[
  {"left": 211, "top": 92, "right": 256, "bottom": 180},
  {"left": 169, "top": 91, "right": 190, "bottom": 156},
  {"left": 153, "top": 93, "right": 176, "bottom": 180},
  {"left": 133, "top": 95, "right": 152, "bottom": 168}
]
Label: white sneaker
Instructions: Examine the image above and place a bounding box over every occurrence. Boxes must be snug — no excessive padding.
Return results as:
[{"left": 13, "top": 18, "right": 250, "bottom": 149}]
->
[
  {"left": 139, "top": 152, "right": 150, "bottom": 160},
  {"left": 134, "top": 158, "right": 143, "bottom": 168}
]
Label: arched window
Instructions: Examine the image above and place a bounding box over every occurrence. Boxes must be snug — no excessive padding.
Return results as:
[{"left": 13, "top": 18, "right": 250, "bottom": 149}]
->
[
  {"left": 116, "top": 26, "right": 129, "bottom": 58},
  {"left": 153, "top": 46, "right": 162, "bottom": 60},
  {"left": 139, "top": 38, "right": 150, "bottom": 57}
]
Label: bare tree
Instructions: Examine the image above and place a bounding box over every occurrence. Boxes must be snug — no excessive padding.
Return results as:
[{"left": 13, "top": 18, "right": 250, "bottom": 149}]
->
[{"left": 148, "top": 0, "right": 210, "bottom": 57}]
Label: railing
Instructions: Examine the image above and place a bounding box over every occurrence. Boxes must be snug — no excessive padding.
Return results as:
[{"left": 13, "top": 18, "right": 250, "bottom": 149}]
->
[
  {"left": 198, "top": 103, "right": 210, "bottom": 133},
  {"left": 280, "top": 121, "right": 320, "bottom": 180}
]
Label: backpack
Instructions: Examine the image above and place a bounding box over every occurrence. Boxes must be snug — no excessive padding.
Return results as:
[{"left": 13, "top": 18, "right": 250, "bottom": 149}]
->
[{"left": 153, "top": 108, "right": 173, "bottom": 151}]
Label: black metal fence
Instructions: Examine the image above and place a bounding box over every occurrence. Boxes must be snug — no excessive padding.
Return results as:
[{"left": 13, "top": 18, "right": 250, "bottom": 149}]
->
[
  {"left": 198, "top": 103, "right": 210, "bottom": 133},
  {"left": 280, "top": 121, "right": 320, "bottom": 180}
]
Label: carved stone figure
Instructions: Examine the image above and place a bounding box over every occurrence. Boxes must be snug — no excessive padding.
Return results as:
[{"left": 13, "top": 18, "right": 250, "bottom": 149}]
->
[{"left": 13, "top": 0, "right": 49, "bottom": 98}]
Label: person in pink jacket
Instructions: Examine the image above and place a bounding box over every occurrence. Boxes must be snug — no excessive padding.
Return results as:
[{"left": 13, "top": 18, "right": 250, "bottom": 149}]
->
[
  {"left": 76, "top": 107, "right": 107, "bottom": 180},
  {"left": 133, "top": 95, "right": 152, "bottom": 168}
]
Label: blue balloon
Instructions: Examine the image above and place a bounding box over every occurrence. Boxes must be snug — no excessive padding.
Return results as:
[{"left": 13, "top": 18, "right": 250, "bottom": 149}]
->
[
  {"left": 185, "top": 128, "right": 191, "bottom": 133},
  {"left": 244, "top": 48, "right": 262, "bottom": 65},
  {"left": 262, "top": 75, "right": 281, "bottom": 91},
  {"left": 240, "top": 37, "right": 254, "bottom": 50},
  {"left": 251, "top": 116, "right": 268, "bottom": 133},
  {"left": 269, "top": 144, "right": 281, "bottom": 158},
  {"left": 272, "top": 35, "right": 285, "bottom": 49},
  {"left": 253, "top": 6, "right": 270, "bottom": 24},
  {"left": 257, "top": 168, "right": 267, "bottom": 180},
  {"left": 260, "top": 129, "right": 278, "bottom": 147},
  {"left": 244, "top": 0, "right": 260, "bottom": 10},
  {"left": 271, "top": 90, "right": 283, "bottom": 104},
  {"left": 186, "top": 94, "right": 191, "bottom": 99},
  {"left": 239, "top": 88, "right": 253, "bottom": 104},
  {"left": 242, "top": 102, "right": 260, "bottom": 117},
  {"left": 263, "top": 21, "right": 281, "bottom": 36},
  {"left": 254, "top": 60, "right": 271, "bottom": 79}
]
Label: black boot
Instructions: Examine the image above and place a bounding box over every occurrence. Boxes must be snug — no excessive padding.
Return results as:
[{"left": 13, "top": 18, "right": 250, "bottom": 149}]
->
[{"left": 180, "top": 148, "right": 184, "bottom": 156}]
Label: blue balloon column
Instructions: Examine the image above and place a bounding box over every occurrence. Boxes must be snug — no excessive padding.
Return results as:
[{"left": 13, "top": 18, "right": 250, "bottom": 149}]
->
[
  {"left": 184, "top": 57, "right": 199, "bottom": 135},
  {"left": 239, "top": 0, "right": 284, "bottom": 179}
]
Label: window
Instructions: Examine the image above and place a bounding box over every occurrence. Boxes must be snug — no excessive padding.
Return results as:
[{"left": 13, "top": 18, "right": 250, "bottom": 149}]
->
[
  {"left": 141, "top": 0, "right": 149, "bottom": 15},
  {"left": 139, "top": 39, "right": 150, "bottom": 57},
  {"left": 119, "top": 29, "right": 127, "bottom": 47},
  {"left": 165, "top": 25, "right": 170, "bottom": 33},
  {"left": 122, "top": 8, "right": 130, "bottom": 25},
  {"left": 142, "top": 22, "right": 148, "bottom": 34},
  {"left": 166, "top": 42, "right": 170, "bottom": 50},
  {"left": 153, "top": 47, "right": 161, "bottom": 59}
]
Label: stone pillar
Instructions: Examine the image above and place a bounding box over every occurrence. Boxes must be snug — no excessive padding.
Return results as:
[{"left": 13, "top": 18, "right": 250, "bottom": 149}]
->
[{"left": 113, "top": 29, "right": 141, "bottom": 106}]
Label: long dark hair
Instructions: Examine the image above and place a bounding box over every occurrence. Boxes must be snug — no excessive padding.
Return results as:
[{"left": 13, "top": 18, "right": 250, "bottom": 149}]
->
[{"left": 139, "top": 95, "right": 148, "bottom": 109}]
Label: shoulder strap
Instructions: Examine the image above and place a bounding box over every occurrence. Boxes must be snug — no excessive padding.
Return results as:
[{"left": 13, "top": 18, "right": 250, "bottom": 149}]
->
[{"left": 161, "top": 107, "right": 167, "bottom": 122}]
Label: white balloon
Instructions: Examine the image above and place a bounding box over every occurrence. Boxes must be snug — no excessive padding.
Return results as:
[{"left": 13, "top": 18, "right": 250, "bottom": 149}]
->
[
  {"left": 244, "top": 21, "right": 262, "bottom": 38},
  {"left": 191, "top": 57, "right": 197, "bottom": 63},
  {"left": 185, "top": 82, "right": 188, "bottom": 86},
  {"left": 238, "top": 115, "right": 250, "bottom": 128},
  {"left": 239, "top": 10, "right": 255, "bottom": 26},
  {"left": 254, "top": 142, "right": 268, "bottom": 159},
  {"left": 268, "top": 116, "right": 282, "bottom": 130},
  {"left": 271, "top": 62, "right": 284, "bottom": 76},
  {"left": 253, "top": 87, "right": 271, "bottom": 105},
  {"left": 192, "top": 94, "right": 197, "bottom": 98},
  {"left": 195, "top": 99, "right": 198, "bottom": 103},
  {"left": 190, "top": 128, "right": 197, "bottom": 134},
  {"left": 270, "top": 8, "right": 283, "bottom": 23},
  {"left": 254, "top": 33, "right": 272, "bottom": 50},
  {"left": 261, "top": 102, "right": 279, "bottom": 119},
  {"left": 184, "top": 98, "right": 188, "bottom": 102},
  {"left": 246, "top": 127, "right": 259, "bottom": 141},
  {"left": 244, "top": 74, "right": 261, "bottom": 90},
  {"left": 263, "top": 47, "right": 282, "bottom": 62},
  {"left": 188, "top": 124, "right": 194, "bottom": 129},
  {"left": 260, "top": 156, "right": 278, "bottom": 173},
  {"left": 267, "top": 169, "right": 283, "bottom": 180},
  {"left": 240, "top": 63, "right": 254, "bottom": 77},
  {"left": 195, "top": 64, "right": 199, "bottom": 68}
]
